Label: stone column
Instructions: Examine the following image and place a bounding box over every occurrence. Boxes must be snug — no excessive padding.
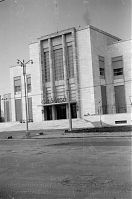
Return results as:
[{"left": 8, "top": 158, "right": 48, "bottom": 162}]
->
[
  {"left": 48, "top": 38, "right": 56, "bottom": 120},
  {"left": 62, "top": 34, "right": 69, "bottom": 119},
  {"left": 62, "top": 34, "right": 68, "bottom": 99},
  {"left": 40, "top": 41, "right": 46, "bottom": 120}
]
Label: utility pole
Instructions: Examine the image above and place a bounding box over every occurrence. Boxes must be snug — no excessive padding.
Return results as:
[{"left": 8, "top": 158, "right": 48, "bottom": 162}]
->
[
  {"left": 17, "top": 59, "right": 33, "bottom": 138},
  {"left": 67, "top": 78, "right": 72, "bottom": 131}
]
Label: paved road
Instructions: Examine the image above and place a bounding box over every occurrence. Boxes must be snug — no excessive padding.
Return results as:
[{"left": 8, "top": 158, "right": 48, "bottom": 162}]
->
[{"left": 0, "top": 137, "right": 131, "bottom": 199}]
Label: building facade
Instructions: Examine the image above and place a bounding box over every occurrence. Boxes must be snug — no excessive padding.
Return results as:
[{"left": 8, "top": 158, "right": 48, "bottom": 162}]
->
[
  {"left": 0, "top": 93, "right": 11, "bottom": 122},
  {"left": 9, "top": 26, "right": 132, "bottom": 122}
]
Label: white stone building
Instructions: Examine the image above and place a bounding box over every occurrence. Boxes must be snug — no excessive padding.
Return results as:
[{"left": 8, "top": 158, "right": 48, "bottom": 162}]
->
[
  {"left": 9, "top": 26, "right": 132, "bottom": 124},
  {"left": 0, "top": 93, "right": 11, "bottom": 122}
]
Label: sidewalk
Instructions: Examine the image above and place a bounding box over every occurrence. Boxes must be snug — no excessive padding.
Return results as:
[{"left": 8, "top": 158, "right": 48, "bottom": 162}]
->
[
  {"left": 0, "top": 119, "right": 93, "bottom": 132},
  {"left": 0, "top": 128, "right": 131, "bottom": 140},
  {"left": 0, "top": 119, "right": 131, "bottom": 140}
]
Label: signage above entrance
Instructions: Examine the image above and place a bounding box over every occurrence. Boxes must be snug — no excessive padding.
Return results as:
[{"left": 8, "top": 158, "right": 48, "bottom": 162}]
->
[{"left": 41, "top": 97, "right": 67, "bottom": 105}]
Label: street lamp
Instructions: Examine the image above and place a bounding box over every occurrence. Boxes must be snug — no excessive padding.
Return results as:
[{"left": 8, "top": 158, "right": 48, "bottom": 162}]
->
[
  {"left": 67, "top": 78, "right": 72, "bottom": 131},
  {"left": 17, "top": 59, "right": 33, "bottom": 138}
]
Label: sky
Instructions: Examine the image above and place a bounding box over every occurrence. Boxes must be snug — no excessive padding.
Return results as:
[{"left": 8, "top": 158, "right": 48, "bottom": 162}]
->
[{"left": 0, "top": 0, "right": 131, "bottom": 95}]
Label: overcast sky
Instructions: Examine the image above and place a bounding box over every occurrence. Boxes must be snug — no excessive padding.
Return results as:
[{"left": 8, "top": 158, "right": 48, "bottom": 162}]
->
[{"left": 0, "top": 0, "right": 131, "bottom": 95}]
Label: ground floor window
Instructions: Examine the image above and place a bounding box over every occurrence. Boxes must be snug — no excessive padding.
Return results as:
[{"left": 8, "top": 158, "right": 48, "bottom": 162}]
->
[
  {"left": 114, "top": 85, "right": 126, "bottom": 113},
  {"left": 71, "top": 103, "right": 77, "bottom": 118},
  {"left": 28, "top": 98, "right": 33, "bottom": 121},
  {"left": 15, "top": 99, "right": 22, "bottom": 121},
  {"left": 44, "top": 106, "right": 52, "bottom": 120},
  {"left": 101, "top": 85, "right": 107, "bottom": 114}
]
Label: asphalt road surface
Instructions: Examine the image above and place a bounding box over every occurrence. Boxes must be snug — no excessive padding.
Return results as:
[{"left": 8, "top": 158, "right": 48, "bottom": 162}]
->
[{"left": 0, "top": 136, "right": 131, "bottom": 199}]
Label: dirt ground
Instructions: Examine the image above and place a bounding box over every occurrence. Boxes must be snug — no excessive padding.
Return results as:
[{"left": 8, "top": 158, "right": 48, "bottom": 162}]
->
[{"left": 0, "top": 137, "right": 131, "bottom": 199}]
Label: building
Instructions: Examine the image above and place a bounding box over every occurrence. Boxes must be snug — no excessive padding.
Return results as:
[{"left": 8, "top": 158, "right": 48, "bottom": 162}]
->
[
  {"left": 9, "top": 25, "right": 132, "bottom": 124},
  {"left": 0, "top": 93, "right": 11, "bottom": 122}
]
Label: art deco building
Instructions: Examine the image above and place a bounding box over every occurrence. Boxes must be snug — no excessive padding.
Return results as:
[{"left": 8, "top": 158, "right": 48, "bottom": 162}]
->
[{"left": 9, "top": 26, "right": 132, "bottom": 123}]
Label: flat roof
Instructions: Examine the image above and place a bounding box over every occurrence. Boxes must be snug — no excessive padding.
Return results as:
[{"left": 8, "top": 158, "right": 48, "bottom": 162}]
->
[
  {"left": 37, "top": 27, "right": 75, "bottom": 41},
  {"left": 108, "top": 39, "right": 132, "bottom": 46},
  {"left": 88, "top": 25, "right": 121, "bottom": 41},
  {"left": 35, "top": 25, "right": 121, "bottom": 42}
]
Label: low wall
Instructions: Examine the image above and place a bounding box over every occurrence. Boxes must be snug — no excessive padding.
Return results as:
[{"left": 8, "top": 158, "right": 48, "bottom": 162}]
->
[{"left": 84, "top": 113, "right": 132, "bottom": 127}]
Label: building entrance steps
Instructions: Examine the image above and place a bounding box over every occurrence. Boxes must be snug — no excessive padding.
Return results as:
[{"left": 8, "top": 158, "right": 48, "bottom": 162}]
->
[
  {"left": 0, "top": 122, "right": 19, "bottom": 132},
  {"left": 0, "top": 119, "right": 93, "bottom": 132}
]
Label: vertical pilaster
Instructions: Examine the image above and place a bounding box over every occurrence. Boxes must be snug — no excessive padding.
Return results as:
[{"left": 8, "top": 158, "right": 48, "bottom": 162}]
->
[
  {"left": 72, "top": 29, "right": 80, "bottom": 118},
  {"left": 48, "top": 38, "right": 55, "bottom": 98},
  {"left": 105, "top": 54, "right": 116, "bottom": 114},
  {"left": 62, "top": 34, "right": 68, "bottom": 99},
  {"left": 48, "top": 38, "right": 56, "bottom": 120},
  {"left": 40, "top": 41, "right": 46, "bottom": 102},
  {"left": 39, "top": 41, "right": 45, "bottom": 121}
]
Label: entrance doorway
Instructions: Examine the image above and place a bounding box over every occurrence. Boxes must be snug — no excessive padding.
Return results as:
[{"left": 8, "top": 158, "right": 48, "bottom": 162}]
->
[
  {"left": 56, "top": 104, "right": 66, "bottom": 120},
  {"left": 44, "top": 103, "right": 77, "bottom": 120},
  {"left": 45, "top": 106, "right": 52, "bottom": 120}
]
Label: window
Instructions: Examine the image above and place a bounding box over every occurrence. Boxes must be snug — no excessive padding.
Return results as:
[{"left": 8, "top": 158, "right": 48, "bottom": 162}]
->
[
  {"left": 28, "top": 98, "right": 33, "bottom": 121},
  {"left": 15, "top": 99, "right": 22, "bottom": 121},
  {"left": 27, "top": 75, "right": 31, "bottom": 93},
  {"left": 53, "top": 46, "right": 64, "bottom": 81},
  {"left": 113, "top": 68, "right": 123, "bottom": 76},
  {"left": 67, "top": 44, "right": 74, "bottom": 78},
  {"left": 43, "top": 50, "right": 50, "bottom": 82},
  {"left": 112, "top": 56, "right": 123, "bottom": 77},
  {"left": 99, "top": 56, "right": 105, "bottom": 78},
  {"left": 114, "top": 85, "right": 126, "bottom": 113},
  {"left": 14, "top": 76, "right": 21, "bottom": 94},
  {"left": 100, "top": 68, "right": 105, "bottom": 77},
  {"left": 101, "top": 85, "right": 107, "bottom": 114}
]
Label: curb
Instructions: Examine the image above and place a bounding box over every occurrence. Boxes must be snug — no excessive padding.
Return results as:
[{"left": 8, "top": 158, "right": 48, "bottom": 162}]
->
[
  {"left": 0, "top": 134, "right": 132, "bottom": 141},
  {"left": 64, "top": 125, "right": 132, "bottom": 133}
]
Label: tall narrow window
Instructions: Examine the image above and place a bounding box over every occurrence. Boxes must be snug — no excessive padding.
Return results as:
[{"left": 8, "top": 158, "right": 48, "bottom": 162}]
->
[
  {"left": 14, "top": 76, "right": 21, "bottom": 94},
  {"left": 114, "top": 85, "right": 126, "bottom": 113},
  {"left": 112, "top": 56, "right": 123, "bottom": 77},
  {"left": 101, "top": 85, "right": 107, "bottom": 114},
  {"left": 27, "top": 75, "right": 31, "bottom": 93},
  {"left": 28, "top": 97, "right": 33, "bottom": 121},
  {"left": 99, "top": 56, "right": 105, "bottom": 78},
  {"left": 67, "top": 44, "right": 74, "bottom": 78},
  {"left": 53, "top": 46, "right": 64, "bottom": 81},
  {"left": 43, "top": 49, "right": 50, "bottom": 82},
  {"left": 15, "top": 99, "right": 22, "bottom": 121}
]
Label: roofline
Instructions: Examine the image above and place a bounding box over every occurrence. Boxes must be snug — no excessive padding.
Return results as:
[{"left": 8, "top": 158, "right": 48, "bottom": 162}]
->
[
  {"left": 29, "top": 41, "right": 39, "bottom": 45},
  {"left": 108, "top": 39, "right": 132, "bottom": 46},
  {"left": 89, "top": 25, "right": 121, "bottom": 41},
  {"left": 9, "top": 65, "right": 21, "bottom": 69},
  {"left": 10, "top": 64, "right": 31, "bottom": 69},
  {"left": 29, "top": 24, "right": 122, "bottom": 44},
  {"left": 37, "top": 27, "right": 75, "bottom": 41}
]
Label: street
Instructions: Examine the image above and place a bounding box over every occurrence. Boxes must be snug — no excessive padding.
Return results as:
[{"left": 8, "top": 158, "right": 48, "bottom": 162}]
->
[{"left": 0, "top": 136, "right": 131, "bottom": 199}]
